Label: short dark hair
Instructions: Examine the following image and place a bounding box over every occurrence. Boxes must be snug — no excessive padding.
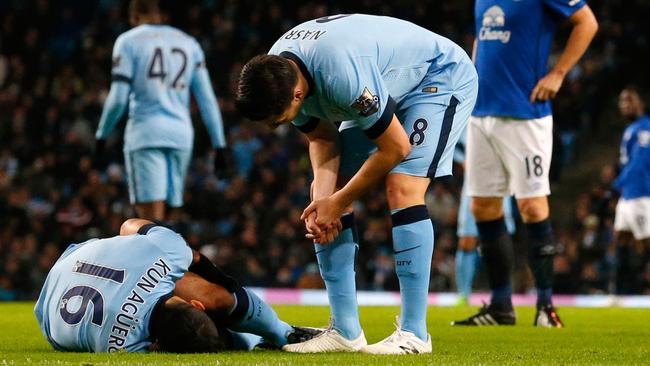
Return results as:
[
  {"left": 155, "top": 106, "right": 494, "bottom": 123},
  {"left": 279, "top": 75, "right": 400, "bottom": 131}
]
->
[
  {"left": 129, "top": 0, "right": 160, "bottom": 16},
  {"left": 235, "top": 55, "right": 297, "bottom": 121},
  {"left": 149, "top": 300, "right": 226, "bottom": 353}
]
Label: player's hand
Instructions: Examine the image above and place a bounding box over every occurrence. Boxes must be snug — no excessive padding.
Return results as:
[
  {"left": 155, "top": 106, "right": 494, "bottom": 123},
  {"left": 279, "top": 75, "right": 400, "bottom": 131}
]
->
[
  {"left": 301, "top": 196, "right": 346, "bottom": 235},
  {"left": 305, "top": 212, "right": 342, "bottom": 244},
  {"left": 213, "top": 148, "right": 229, "bottom": 177},
  {"left": 530, "top": 70, "right": 565, "bottom": 102}
]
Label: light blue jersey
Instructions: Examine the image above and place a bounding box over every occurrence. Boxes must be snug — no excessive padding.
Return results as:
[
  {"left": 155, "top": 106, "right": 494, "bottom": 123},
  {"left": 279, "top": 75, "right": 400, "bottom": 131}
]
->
[
  {"left": 473, "top": 0, "right": 586, "bottom": 119},
  {"left": 34, "top": 226, "right": 192, "bottom": 353},
  {"left": 269, "top": 14, "right": 475, "bottom": 139},
  {"left": 614, "top": 115, "right": 650, "bottom": 199},
  {"left": 96, "top": 24, "right": 226, "bottom": 151}
]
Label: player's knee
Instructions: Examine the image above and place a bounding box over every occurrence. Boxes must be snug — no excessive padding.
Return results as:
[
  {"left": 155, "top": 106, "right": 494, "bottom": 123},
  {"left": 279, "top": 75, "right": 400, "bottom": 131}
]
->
[
  {"left": 471, "top": 198, "right": 503, "bottom": 221},
  {"left": 459, "top": 236, "right": 478, "bottom": 251},
  {"left": 517, "top": 198, "right": 549, "bottom": 223}
]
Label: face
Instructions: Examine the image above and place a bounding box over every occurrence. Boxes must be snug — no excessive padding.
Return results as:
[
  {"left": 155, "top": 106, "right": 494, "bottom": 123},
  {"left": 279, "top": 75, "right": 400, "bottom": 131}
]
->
[
  {"left": 618, "top": 89, "right": 644, "bottom": 120},
  {"left": 261, "top": 85, "right": 305, "bottom": 129}
]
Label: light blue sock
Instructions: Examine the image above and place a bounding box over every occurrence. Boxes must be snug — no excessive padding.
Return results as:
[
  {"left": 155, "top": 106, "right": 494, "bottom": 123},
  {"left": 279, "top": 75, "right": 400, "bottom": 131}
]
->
[
  {"left": 228, "top": 330, "right": 264, "bottom": 351},
  {"left": 455, "top": 250, "right": 467, "bottom": 298},
  {"left": 228, "top": 288, "right": 293, "bottom": 347},
  {"left": 460, "top": 249, "right": 478, "bottom": 298},
  {"left": 391, "top": 205, "right": 433, "bottom": 341},
  {"left": 314, "top": 214, "right": 361, "bottom": 340}
]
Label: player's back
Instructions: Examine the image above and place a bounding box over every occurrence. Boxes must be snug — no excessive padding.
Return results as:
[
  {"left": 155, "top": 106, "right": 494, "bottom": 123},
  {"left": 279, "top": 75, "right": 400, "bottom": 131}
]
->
[
  {"left": 34, "top": 227, "right": 191, "bottom": 352},
  {"left": 270, "top": 14, "right": 471, "bottom": 105},
  {"left": 115, "top": 25, "right": 202, "bottom": 151}
]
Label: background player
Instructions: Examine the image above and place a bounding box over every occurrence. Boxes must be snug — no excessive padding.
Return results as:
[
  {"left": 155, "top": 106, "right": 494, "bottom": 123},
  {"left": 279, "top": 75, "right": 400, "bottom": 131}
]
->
[
  {"left": 34, "top": 218, "right": 318, "bottom": 353},
  {"left": 94, "top": 0, "right": 227, "bottom": 221},
  {"left": 236, "top": 14, "right": 478, "bottom": 354},
  {"left": 454, "top": 0, "right": 598, "bottom": 327},
  {"left": 454, "top": 131, "right": 516, "bottom": 305},
  {"left": 613, "top": 87, "right": 650, "bottom": 274}
]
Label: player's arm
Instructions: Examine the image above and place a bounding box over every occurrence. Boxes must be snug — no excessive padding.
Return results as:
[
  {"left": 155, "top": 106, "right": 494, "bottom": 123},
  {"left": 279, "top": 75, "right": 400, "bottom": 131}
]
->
[
  {"left": 530, "top": 4, "right": 598, "bottom": 102},
  {"left": 301, "top": 119, "right": 342, "bottom": 241},
  {"left": 302, "top": 115, "right": 410, "bottom": 226},
  {"left": 191, "top": 65, "right": 227, "bottom": 149},
  {"left": 119, "top": 218, "right": 239, "bottom": 291},
  {"left": 96, "top": 36, "right": 133, "bottom": 140},
  {"left": 95, "top": 80, "right": 130, "bottom": 140}
]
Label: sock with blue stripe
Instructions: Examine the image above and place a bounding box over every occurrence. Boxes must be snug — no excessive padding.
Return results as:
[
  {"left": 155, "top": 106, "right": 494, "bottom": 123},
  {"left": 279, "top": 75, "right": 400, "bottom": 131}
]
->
[
  {"left": 476, "top": 217, "right": 514, "bottom": 311},
  {"left": 391, "top": 205, "right": 433, "bottom": 341},
  {"left": 227, "top": 287, "right": 293, "bottom": 347},
  {"left": 314, "top": 213, "right": 362, "bottom": 340}
]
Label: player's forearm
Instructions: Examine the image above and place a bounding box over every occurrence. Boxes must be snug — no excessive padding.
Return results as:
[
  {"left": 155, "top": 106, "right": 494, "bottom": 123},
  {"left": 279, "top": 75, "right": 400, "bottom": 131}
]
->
[
  {"left": 551, "top": 7, "right": 598, "bottom": 77},
  {"left": 309, "top": 138, "right": 340, "bottom": 200},
  {"left": 96, "top": 82, "right": 130, "bottom": 140},
  {"left": 334, "top": 145, "right": 405, "bottom": 208},
  {"left": 193, "top": 71, "right": 227, "bottom": 148}
]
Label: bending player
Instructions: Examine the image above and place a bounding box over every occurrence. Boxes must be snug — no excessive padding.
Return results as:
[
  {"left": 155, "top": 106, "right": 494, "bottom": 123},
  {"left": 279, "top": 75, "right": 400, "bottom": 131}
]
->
[
  {"left": 453, "top": 0, "right": 597, "bottom": 327},
  {"left": 237, "top": 14, "right": 478, "bottom": 354},
  {"left": 454, "top": 131, "right": 516, "bottom": 305},
  {"left": 34, "top": 219, "right": 318, "bottom": 353},
  {"left": 95, "top": 0, "right": 227, "bottom": 221}
]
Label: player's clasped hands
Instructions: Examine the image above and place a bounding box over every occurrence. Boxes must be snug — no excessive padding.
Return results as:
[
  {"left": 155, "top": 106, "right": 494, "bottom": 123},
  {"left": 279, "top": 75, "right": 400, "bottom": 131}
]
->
[{"left": 302, "top": 197, "right": 346, "bottom": 244}]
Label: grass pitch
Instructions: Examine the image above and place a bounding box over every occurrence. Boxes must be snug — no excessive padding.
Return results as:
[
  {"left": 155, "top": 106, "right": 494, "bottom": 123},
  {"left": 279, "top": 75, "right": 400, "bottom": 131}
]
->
[{"left": 0, "top": 303, "right": 649, "bottom": 365}]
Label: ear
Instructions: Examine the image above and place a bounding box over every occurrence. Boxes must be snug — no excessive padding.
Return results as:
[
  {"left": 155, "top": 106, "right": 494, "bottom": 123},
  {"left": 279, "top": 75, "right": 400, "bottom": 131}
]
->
[
  {"left": 189, "top": 299, "right": 206, "bottom": 311},
  {"left": 294, "top": 87, "right": 304, "bottom": 102}
]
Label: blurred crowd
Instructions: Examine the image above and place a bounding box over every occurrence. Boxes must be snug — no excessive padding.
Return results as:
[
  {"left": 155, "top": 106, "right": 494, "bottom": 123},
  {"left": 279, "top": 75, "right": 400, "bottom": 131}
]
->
[{"left": 1, "top": 0, "right": 649, "bottom": 300}]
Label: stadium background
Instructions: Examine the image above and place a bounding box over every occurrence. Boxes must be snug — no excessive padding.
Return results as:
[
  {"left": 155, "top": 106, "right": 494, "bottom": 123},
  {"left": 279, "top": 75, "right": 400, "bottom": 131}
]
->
[{"left": 0, "top": 0, "right": 649, "bottom": 302}]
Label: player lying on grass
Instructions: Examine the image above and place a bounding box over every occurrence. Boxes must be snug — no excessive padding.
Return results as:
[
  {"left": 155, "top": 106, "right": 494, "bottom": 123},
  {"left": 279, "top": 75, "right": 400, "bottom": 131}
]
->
[{"left": 34, "top": 218, "right": 319, "bottom": 353}]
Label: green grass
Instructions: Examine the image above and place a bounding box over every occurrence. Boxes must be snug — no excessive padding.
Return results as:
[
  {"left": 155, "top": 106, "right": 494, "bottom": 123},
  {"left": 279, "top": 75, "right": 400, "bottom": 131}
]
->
[{"left": 1, "top": 303, "right": 649, "bottom": 365}]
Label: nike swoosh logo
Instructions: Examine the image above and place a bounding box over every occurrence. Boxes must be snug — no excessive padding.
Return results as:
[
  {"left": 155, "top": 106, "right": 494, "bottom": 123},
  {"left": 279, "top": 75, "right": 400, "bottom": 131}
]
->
[{"left": 393, "top": 245, "right": 421, "bottom": 254}]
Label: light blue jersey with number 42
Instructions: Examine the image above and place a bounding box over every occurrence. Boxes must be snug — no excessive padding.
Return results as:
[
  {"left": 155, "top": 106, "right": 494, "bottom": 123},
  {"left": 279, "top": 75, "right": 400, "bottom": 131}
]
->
[{"left": 34, "top": 227, "right": 192, "bottom": 352}]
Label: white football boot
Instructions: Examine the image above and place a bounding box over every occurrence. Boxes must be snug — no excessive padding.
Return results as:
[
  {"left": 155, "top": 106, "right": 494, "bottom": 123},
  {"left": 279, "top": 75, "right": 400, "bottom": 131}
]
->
[
  {"left": 282, "top": 324, "right": 367, "bottom": 353},
  {"left": 360, "top": 318, "right": 432, "bottom": 355}
]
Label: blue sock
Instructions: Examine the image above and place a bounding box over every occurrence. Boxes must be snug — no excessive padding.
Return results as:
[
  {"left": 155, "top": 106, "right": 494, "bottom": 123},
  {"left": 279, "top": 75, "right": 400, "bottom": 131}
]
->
[
  {"left": 315, "top": 213, "right": 361, "bottom": 340},
  {"left": 391, "top": 205, "right": 433, "bottom": 341},
  {"left": 476, "top": 218, "right": 514, "bottom": 311},
  {"left": 526, "top": 218, "right": 556, "bottom": 308},
  {"left": 455, "top": 250, "right": 467, "bottom": 297},
  {"left": 228, "top": 287, "right": 293, "bottom": 347},
  {"left": 227, "top": 330, "right": 264, "bottom": 351},
  {"left": 456, "top": 249, "right": 478, "bottom": 298}
]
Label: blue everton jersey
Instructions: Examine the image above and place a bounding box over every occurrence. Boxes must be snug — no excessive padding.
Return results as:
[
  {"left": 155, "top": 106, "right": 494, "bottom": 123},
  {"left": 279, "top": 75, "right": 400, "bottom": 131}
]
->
[
  {"left": 473, "top": 0, "right": 586, "bottom": 119},
  {"left": 34, "top": 227, "right": 192, "bottom": 352},
  {"left": 614, "top": 115, "right": 650, "bottom": 199},
  {"left": 97, "top": 24, "right": 226, "bottom": 151},
  {"left": 268, "top": 14, "right": 473, "bottom": 138}
]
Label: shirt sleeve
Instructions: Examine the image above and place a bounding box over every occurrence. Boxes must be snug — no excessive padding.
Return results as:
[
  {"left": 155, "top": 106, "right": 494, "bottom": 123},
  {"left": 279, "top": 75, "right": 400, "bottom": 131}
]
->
[
  {"left": 328, "top": 56, "right": 396, "bottom": 139},
  {"left": 140, "top": 226, "right": 193, "bottom": 275},
  {"left": 543, "top": 0, "right": 587, "bottom": 18},
  {"left": 111, "top": 35, "right": 134, "bottom": 83},
  {"left": 291, "top": 112, "right": 320, "bottom": 134},
  {"left": 190, "top": 41, "right": 227, "bottom": 148}
]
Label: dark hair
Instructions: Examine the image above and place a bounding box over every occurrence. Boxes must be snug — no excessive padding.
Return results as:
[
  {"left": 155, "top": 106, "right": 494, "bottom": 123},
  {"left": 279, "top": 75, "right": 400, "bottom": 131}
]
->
[
  {"left": 129, "top": 0, "right": 160, "bottom": 16},
  {"left": 235, "top": 55, "right": 297, "bottom": 121},
  {"left": 149, "top": 300, "right": 226, "bottom": 353}
]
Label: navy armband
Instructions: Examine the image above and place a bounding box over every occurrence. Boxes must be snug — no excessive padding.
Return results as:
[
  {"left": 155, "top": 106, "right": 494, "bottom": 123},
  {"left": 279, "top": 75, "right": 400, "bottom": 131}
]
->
[
  {"left": 295, "top": 117, "right": 320, "bottom": 134},
  {"left": 364, "top": 96, "right": 396, "bottom": 139}
]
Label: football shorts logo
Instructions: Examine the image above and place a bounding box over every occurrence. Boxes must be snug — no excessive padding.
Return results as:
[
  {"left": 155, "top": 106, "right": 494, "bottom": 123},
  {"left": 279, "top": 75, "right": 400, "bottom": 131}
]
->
[
  {"left": 479, "top": 6, "right": 511, "bottom": 43},
  {"left": 350, "top": 87, "right": 380, "bottom": 117}
]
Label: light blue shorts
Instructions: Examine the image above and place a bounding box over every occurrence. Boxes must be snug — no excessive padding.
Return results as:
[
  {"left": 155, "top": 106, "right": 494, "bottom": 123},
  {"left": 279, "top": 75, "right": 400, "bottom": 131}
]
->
[
  {"left": 124, "top": 148, "right": 192, "bottom": 207},
  {"left": 339, "top": 71, "right": 478, "bottom": 179},
  {"left": 457, "top": 183, "right": 517, "bottom": 237}
]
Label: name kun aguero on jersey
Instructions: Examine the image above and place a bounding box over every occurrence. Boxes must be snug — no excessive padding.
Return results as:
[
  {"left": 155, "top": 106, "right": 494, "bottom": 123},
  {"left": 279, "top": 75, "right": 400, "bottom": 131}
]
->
[
  {"left": 479, "top": 5, "right": 511, "bottom": 44},
  {"left": 107, "top": 258, "right": 172, "bottom": 352}
]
